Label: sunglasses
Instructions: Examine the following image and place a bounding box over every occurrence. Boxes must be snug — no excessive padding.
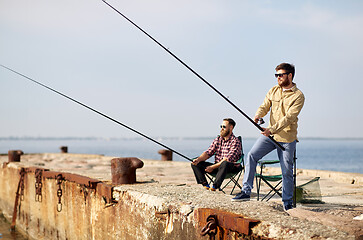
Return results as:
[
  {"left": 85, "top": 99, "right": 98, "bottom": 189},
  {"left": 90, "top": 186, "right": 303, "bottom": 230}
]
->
[
  {"left": 220, "top": 125, "right": 227, "bottom": 129},
  {"left": 275, "top": 72, "right": 289, "bottom": 78}
]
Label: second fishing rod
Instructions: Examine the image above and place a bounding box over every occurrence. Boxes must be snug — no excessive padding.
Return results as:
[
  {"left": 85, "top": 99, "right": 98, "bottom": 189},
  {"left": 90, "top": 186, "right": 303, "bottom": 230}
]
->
[
  {"left": 101, "top": 0, "right": 285, "bottom": 151},
  {"left": 0, "top": 64, "right": 193, "bottom": 162}
]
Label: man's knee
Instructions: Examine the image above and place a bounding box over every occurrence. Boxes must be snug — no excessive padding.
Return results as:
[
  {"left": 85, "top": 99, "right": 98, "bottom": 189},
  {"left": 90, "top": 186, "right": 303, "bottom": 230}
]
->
[
  {"left": 219, "top": 161, "right": 229, "bottom": 168},
  {"left": 246, "top": 150, "right": 261, "bottom": 164},
  {"left": 219, "top": 161, "right": 233, "bottom": 172}
]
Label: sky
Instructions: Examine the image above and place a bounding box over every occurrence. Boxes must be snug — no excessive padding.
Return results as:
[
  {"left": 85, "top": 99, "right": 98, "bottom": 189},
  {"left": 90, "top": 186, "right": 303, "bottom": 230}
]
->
[{"left": 1, "top": 0, "right": 363, "bottom": 139}]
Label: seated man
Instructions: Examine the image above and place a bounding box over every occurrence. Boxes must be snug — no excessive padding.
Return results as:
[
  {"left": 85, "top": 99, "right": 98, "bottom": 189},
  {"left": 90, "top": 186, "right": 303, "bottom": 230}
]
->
[{"left": 191, "top": 118, "right": 242, "bottom": 191}]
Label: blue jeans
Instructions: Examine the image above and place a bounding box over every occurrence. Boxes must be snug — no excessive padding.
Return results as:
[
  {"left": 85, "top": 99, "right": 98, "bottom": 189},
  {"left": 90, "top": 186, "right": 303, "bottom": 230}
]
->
[{"left": 241, "top": 136, "right": 296, "bottom": 206}]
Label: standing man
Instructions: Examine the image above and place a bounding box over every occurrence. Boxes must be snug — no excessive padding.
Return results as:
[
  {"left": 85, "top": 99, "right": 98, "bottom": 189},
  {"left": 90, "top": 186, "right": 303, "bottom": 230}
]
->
[
  {"left": 232, "top": 63, "right": 305, "bottom": 211},
  {"left": 191, "top": 118, "right": 242, "bottom": 191}
]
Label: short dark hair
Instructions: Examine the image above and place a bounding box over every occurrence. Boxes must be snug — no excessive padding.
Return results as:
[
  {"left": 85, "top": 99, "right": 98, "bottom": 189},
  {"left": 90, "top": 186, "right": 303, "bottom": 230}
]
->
[
  {"left": 276, "top": 63, "right": 295, "bottom": 80},
  {"left": 223, "top": 118, "right": 236, "bottom": 128}
]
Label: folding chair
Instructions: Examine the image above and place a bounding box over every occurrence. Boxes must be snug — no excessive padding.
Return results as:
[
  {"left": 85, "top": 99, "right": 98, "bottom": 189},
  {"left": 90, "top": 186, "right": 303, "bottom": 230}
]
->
[
  {"left": 255, "top": 159, "right": 282, "bottom": 201},
  {"left": 255, "top": 150, "right": 297, "bottom": 205},
  {"left": 206, "top": 136, "right": 245, "bottom": 195}
]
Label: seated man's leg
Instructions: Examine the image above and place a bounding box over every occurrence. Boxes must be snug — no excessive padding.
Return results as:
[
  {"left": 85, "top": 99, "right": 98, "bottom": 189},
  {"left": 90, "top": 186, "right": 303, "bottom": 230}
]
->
[
  {"left": 277, "top": 141, "right": 296, "bottom": 209},
  {"left": 212, "top": 161, "right": 239, "bottom": 189},
  {"left": 191, "top": 161, "right": 213, "bottom": 186}
]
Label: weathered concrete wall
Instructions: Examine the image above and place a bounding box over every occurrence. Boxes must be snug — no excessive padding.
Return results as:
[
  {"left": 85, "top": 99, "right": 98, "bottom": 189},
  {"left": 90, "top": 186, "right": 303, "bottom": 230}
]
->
[
  {"left": 1, "top": 155, "right": 360, "bottom": 240},
  {"left": 0, "top": 163, "right": 201, "bottom": 240}
]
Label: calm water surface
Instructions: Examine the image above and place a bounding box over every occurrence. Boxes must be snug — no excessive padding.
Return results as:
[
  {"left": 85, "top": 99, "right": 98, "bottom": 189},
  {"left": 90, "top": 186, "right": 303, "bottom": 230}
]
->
[{"left": 1, "top": 137, "right": 362, "bottom": 174}]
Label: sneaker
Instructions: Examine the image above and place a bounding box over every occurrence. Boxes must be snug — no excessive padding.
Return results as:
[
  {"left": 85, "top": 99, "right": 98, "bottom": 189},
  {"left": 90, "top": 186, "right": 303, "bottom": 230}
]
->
[
  {"left": 209, "top": 186, "right": 217, "bottom": 191},
  {"left": 231, "top": 191, "right": 250, "bottom": 202},
  {"left": 283, "top": 204, "right": 293, "bottom": 212},
  {"left": 203, "top": 184, "right": 210, "bottom": 190}
]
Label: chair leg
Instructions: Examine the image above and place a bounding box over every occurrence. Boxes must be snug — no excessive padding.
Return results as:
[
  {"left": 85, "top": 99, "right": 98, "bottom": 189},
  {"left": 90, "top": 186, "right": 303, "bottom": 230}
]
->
[
  {"left": 264, "top": 182, "right": 282, "bottom": 201},
  {"left": 256, "top": 175, "right": 260, "bottom": 201},
  {"left": 219, "top": 171, "right": 242, "bottom": 195},
  {"left": 260, "top": 179, "right": 282, "bottom": 201},
  {"left": 256, "top": 163, "right": 264, "bottom": 201},
  {"left": 205, "top": 165, "right": 243, "bottom": 195},
  {"left": 229, "top": 172, "right": 242, "bottom": 195},
  {"left": 206, "top": 174, "right": 214, "bottom": 187}
]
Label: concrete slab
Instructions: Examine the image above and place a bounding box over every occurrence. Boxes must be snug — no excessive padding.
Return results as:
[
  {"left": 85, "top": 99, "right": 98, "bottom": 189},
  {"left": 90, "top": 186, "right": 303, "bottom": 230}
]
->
[{"left": 1, "top": 153, "right": 362, "bottom": 239}]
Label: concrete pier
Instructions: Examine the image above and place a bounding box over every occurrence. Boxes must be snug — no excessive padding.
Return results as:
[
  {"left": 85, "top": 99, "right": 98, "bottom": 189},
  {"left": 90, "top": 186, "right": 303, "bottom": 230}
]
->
[{"left": 0, "top": 153, "right": 362, "bottom": 239}]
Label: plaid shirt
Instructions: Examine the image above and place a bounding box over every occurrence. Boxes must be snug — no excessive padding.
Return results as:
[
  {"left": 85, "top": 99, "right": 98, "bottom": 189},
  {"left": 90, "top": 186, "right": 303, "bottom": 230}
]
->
[{"left": 204, "top": 134, "right": 242, "bottom": 166}]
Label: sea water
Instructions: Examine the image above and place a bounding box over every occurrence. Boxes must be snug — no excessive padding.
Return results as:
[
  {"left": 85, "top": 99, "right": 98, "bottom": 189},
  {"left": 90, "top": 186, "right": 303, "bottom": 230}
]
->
[{"left": 0, "top": 137, "right": 362, "bottom": 174}]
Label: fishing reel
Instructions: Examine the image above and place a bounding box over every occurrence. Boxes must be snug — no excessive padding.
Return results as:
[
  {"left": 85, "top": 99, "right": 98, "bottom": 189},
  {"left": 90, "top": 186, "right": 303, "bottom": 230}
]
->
[{"left": 258, "top": 118, "right": 265, "bottom": 126}]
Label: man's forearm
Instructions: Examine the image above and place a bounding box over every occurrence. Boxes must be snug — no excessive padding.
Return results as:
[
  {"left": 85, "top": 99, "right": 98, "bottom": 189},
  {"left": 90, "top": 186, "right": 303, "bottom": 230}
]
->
[
  {"left": 192, "top": 152, "right": 210, "bottom": 165},
  {"left": 198, "top": 152, "right": 210, "bottom": 162},
  {"left": 212, "top": 158, "right": 227, "bottom": 168}
]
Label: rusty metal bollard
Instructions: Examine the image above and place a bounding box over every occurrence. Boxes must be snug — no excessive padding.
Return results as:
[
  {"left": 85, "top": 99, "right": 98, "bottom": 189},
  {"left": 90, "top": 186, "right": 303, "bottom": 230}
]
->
[
  {"left": 158, "top": 149, "right": 173, "bottom": 161},
  {"left": 8, "top": 150, "right": 24, "bottom": 162},
  {"left": 111, "top": 157, "right": 144, "bottom": 184},
  {"left": 60, "top": 146, "right": 68, "bottom": 153}
]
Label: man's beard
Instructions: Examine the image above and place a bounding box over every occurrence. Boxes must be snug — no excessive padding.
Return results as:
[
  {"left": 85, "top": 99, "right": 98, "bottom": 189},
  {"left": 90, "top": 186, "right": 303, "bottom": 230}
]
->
[
  {"left": 220, "top": 129, "right": 230, "bottom": 137},
  {"left": 278, "top": 78, "right": 290, "bottom": 87}
]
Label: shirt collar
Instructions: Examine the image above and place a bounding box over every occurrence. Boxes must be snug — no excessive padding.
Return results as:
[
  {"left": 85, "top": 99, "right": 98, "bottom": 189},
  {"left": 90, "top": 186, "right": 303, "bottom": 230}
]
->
[
  {"left": 281, "top": 83, "right": 297, "bottom": 92},
  {"left": 222, "top": 133, "right": 235, "bottom": 142}
]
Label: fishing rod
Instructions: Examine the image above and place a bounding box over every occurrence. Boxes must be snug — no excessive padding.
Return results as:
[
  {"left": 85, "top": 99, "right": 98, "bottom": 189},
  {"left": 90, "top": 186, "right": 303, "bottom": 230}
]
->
[
  {"left": 0, "top": 64, "right": 193, "bottom": 162},
  {"left": 100, "top": 0, "right": 285, "bottom": 151}
]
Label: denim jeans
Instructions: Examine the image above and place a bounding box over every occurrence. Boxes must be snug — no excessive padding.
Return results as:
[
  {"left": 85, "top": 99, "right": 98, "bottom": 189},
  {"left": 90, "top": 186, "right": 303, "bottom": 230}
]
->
[
  {"left": 241, "top": 136, "right": 296, "bottom": 205},
  {"left": 191, "top": 161, "right": 241, "bottom": 188}
]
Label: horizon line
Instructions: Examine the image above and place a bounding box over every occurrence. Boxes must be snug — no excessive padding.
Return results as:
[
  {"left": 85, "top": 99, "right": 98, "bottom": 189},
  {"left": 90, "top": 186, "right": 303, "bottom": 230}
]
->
[{"left": 0, "top": 136, "right": 362, "bottom": 141}]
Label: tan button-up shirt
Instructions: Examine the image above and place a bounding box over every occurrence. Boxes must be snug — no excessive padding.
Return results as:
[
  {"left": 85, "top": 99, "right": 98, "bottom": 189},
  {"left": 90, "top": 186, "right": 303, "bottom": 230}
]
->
[{"left": 256, "top": 84, "right": 305, "bottom": 143}]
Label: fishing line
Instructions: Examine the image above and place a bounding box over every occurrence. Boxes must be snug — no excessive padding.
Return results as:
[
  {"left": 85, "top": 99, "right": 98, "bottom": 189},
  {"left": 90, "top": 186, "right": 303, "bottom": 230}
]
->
[
  {"left": 100, "top": 0, "right": 285, "bottom": 151},
  {"left": 0, "top": 64, "right": 193, "bottom": 161}
]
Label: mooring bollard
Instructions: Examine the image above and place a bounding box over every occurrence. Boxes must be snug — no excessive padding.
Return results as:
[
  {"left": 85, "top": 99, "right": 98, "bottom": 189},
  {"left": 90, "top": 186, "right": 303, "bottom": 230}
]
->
[
  {"left": 111, "top": 157, "right": 144, "bottom": 184},
  {"left": 60, "top": 146, "right": 68, "bottom": 153},
  {"left": 158, "top": 149, "right": 173, "bottom": 161},
  {"left": 8, "top": 150, "right": 24, "bottom": 162}
]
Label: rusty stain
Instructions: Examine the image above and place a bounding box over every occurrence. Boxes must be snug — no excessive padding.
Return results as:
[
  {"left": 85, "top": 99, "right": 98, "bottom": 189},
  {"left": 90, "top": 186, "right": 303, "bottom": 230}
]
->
[
  {"left": 197, "top": 208, "right": 260, "bottom": 237},
  {"left": 96, "top": 182, "right": 114, "bottom": 204},
  {"left": 81, "top": 187, "right": 89, "bottom": 203},
  {"left": 11, "top": 167, "right": 26, "bottom": 231},
  {"left": 155, "top": 211, "right": 169, "bottom": 220},
  {"left": 17, "top": 166, "right": 114, "bottom": 211},
  {"left": 41, "top": 171, "right": 100, "bottom": 189},
  {"left": 2, "top": 157, "right": 267, "bottom": 239}
]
